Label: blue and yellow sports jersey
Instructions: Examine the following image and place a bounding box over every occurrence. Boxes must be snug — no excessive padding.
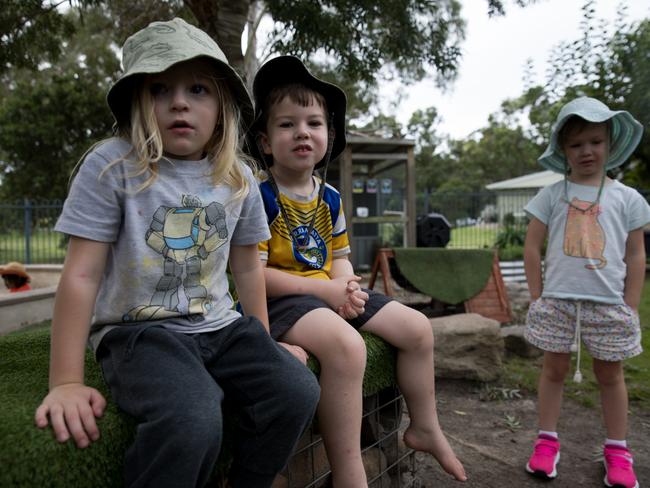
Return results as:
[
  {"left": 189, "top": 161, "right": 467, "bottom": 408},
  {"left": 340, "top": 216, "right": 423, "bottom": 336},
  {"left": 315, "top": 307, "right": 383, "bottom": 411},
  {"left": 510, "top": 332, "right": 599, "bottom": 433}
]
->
[{"left": 259, "top": 177, "right": 350, "bottom": 280}]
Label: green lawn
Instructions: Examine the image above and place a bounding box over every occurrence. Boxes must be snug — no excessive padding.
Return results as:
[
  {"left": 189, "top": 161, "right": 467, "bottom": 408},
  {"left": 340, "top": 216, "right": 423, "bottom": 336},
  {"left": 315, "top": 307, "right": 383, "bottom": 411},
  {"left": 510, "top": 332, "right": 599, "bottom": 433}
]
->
[
  {"left": 448, "top": 225, "right": 498, "bottom": 249},
  {"left": 502, "top": 276, "right": 650, "bottom": 411},
  {"left": 448, "top": 225, "right": 526, "bottom": 260},
  {"left": 0, "top": 231, "right": 66, "bottom": 264}
]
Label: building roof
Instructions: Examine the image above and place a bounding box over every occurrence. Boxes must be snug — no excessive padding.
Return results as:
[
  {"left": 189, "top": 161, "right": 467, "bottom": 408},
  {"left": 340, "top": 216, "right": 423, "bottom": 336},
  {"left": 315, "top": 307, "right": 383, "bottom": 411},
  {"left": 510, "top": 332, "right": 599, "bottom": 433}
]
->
[{"left": 486, "top": 170, "right": 563, "bottom": 190}]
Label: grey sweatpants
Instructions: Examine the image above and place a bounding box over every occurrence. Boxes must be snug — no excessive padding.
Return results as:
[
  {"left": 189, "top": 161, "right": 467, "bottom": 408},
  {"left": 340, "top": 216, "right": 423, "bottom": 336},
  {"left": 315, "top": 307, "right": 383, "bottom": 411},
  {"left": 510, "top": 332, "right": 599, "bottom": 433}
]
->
[{"left": 97, "top": 316, "right": 320, "bottom": 488}]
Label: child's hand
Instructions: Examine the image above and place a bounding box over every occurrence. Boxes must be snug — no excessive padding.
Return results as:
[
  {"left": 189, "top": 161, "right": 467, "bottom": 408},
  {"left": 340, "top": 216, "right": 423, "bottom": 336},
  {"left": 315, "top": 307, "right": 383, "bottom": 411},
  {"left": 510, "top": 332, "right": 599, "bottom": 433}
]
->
[
  {"left": 35, "top": 383, "right": 106, "bottom": 448},
  {"left": 321, "top": 275, "right": 357, "bottom": 309},
  {"left": 623, "top": 295, "right": 639, "bottom": 313},
  {"left": 323, "top": 275, "right": 366, "bottom": 312},
  {"left": 345, "top": 279, "right": 368, "bottom": 302},
  {"left": 278, "top": 342, "right": 309, "bottom": 365},
  {"left": 337, "top": 279, "right": 369, "bottom": 319}
]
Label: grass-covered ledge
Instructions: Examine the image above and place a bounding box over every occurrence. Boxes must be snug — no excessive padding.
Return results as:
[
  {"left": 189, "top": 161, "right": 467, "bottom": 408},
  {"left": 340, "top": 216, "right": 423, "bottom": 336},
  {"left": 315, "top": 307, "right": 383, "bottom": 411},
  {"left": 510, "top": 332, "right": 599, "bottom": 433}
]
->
[{"left": 0, "top": 325, "right": 397, "bottom": 487}]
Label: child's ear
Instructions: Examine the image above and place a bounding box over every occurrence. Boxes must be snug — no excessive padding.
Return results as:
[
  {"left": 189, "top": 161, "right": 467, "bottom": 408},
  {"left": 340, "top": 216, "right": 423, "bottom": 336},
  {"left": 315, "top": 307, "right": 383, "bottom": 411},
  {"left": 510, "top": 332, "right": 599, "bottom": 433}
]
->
[{"left": 259, "top": 133, "right": 272, "bottom": 155}]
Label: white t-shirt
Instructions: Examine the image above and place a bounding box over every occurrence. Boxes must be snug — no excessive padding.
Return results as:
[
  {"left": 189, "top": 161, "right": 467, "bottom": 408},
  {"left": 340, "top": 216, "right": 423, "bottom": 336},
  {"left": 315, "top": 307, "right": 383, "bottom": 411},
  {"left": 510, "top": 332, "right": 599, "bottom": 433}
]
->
[{"left": 524, "top": 179, "right": 650, "bottom": 304}]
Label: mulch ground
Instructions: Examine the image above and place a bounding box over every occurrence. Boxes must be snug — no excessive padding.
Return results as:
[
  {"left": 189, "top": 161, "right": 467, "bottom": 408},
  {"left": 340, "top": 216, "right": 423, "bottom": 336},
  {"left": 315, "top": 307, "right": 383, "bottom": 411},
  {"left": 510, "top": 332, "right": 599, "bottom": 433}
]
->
[
  {"left": 361, "top": 274, "right": 649, "bottom": 487},
  {"left": 406, "top": 378, "right": 650, "bottom": 487}
]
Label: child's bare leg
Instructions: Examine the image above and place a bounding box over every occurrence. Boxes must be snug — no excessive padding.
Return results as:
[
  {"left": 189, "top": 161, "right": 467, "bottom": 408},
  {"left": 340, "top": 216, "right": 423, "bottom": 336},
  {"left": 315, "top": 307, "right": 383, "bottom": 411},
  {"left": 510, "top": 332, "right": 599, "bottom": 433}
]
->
[
  {"left": 537, "top": 352, "right": 571, "bottom": 431},
  {"left": 592, "top": 359, "right": 627, "bottom": 439},
  {"left": 361, "top": 302, "right": 466, "bottom": 481},
  {"left": 283, "top": 308, "right": 368, "bottom": 488}
]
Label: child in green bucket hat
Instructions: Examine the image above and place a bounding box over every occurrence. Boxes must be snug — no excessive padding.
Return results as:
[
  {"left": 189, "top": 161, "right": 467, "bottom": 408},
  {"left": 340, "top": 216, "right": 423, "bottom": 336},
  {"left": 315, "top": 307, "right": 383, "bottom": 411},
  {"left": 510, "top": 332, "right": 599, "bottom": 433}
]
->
[
  {"left": 34, "top": 18, "right": 319, "bottom": 488},
  {"left": 523, "top": 96, "right": 649, "bottom": 488}
]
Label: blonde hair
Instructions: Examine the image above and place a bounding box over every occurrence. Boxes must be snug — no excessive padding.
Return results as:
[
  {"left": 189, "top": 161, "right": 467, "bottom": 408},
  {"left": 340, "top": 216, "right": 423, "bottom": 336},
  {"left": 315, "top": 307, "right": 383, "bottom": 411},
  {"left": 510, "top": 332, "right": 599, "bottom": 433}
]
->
[{"left": 96, "top": 65, "right": 254, "bottom": 199}]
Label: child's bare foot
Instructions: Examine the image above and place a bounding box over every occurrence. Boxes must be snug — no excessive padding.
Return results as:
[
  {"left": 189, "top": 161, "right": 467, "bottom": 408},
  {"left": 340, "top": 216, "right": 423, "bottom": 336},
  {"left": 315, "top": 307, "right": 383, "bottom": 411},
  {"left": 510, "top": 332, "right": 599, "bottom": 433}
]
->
[{"left": 403, "top": 425, "right": 467, "bottom": 481}]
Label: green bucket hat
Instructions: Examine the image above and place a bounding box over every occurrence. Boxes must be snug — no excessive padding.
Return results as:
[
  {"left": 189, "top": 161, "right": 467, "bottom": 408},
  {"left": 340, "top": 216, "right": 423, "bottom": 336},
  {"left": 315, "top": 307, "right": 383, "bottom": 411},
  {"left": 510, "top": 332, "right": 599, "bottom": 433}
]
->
[
  {"left": 248, "top": 55, "right": 347, "bottom": 168},
  {"left": 539, "top": 96, "right": 643, "bottom": 173},
  {"left": 107, "top": 18, "right": 253, "bottom": 131}
]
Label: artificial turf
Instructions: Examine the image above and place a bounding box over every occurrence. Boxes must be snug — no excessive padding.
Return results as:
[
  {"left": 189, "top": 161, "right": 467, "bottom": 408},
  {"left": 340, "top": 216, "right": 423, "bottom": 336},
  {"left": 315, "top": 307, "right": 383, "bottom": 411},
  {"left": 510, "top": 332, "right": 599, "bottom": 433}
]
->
[{"left": 0, "top": 326, "right": 396, "bottom": 487}]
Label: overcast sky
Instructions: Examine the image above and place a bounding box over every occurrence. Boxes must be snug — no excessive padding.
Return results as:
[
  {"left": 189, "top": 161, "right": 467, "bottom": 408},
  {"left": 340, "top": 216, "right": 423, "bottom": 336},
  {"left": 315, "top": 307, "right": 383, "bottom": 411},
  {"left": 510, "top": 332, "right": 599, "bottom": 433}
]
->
[{"left": 386, "top": 0, "right": 650, "bottom": 140}]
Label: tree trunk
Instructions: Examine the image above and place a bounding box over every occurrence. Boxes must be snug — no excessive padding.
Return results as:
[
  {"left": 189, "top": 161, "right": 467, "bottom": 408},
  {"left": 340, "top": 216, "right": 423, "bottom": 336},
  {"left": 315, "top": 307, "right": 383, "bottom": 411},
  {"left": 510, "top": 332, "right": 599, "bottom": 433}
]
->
[
  {"left": 243, "top": 0, "right": 263, "bottom": 90},
  {"left": 184, "top": 0, "right": 252, "bottom": 78}
]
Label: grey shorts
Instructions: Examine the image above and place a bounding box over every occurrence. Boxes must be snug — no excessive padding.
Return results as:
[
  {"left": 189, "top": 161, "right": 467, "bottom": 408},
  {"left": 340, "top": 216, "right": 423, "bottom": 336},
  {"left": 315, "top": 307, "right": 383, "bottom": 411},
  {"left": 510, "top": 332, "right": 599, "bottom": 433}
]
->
[
  {"left": 525, "top": 297, "right": 642, "bottom": 361},
  {"left": 267, "top": 289, "right": 392, "bottom": 340}
]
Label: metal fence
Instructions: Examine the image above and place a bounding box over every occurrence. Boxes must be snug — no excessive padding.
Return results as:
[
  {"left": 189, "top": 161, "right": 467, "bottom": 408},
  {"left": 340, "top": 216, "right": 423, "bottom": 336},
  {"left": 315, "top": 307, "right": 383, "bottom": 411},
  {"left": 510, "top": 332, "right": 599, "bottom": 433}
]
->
[
  {"left": 419, "top": 189, "right": 532, "bottom": 251},
  {"left": 3, "top": 188, "right": 649, "bottom": 265},
  {"left": 0, "top": 200, "right": 66, "bottom": 264},
  {"left": 420, "top": 187, "right": 650, "bottom": 251},
  {"left": 282, "top": 387, "right": 417, "bottom": 487}
]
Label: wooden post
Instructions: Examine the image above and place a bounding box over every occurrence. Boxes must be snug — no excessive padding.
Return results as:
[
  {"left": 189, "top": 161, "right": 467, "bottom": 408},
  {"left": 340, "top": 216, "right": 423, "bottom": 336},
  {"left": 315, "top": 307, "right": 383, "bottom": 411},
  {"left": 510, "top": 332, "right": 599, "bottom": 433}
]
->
[
  {"left": 368, "top": 248, "right": 395, "bottom": 296},
  {"left": 405, "top": 146, "right": 416, "bottom": 247},
  {"left": 340, "top": 145, "right": 354, "bottom": 256}
]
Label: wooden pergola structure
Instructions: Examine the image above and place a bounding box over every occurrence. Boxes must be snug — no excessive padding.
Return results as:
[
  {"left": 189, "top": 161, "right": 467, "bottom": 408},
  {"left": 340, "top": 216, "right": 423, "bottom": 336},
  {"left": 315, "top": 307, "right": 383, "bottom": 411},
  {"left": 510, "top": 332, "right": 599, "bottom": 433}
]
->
[{"left": 327, "top": 133, "right": 417, "bottom": 268}]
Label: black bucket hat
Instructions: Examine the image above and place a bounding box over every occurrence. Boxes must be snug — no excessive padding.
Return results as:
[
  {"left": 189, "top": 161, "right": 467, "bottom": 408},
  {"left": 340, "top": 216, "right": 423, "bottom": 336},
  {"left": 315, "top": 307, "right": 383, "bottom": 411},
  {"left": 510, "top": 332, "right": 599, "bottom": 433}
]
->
[{"left": 248, "top": 56, "right": 347, "bottom": 168}]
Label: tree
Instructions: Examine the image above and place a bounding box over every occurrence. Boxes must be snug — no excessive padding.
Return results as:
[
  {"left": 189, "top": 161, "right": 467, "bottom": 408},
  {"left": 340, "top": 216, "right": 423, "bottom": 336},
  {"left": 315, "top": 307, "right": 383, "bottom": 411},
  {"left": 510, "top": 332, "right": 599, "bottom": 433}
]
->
[
  {"left": 407, "top": 104, "right": 541, "bottom": 194},
  {"left": 608, "top": 19, "right": 650, "bottom": 186},
  {"left": 453, "top": 120, "right": 541, "bottom": 190},
  {"left": 3, "top": 0, "right": 537, "bottom": 84},
  {"left": 405, "top": 107, "right": 450, "bottom": 192},
  {"left": 0, "top": 0, "right": 540, "bottom": 199},
  {"left": 0, "top": 8, "right": 119, "bottom": 200},
  {"left": 505, "top": 1, "right": 650, "bottom": 185},
  {"left": 407, "top": 107, "right": 442, "bottom": 149},
  {"left": 1, "top": 1, "right": 76, "bottom": 74}
]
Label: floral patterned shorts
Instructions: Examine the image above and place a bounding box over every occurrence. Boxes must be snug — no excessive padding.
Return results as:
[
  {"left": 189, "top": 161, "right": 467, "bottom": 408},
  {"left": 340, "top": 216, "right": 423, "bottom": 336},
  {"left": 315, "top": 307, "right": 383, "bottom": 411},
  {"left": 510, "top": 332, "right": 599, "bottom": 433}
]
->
[{"left": 525, "top": 297, "right": 642, "bottom": 361}]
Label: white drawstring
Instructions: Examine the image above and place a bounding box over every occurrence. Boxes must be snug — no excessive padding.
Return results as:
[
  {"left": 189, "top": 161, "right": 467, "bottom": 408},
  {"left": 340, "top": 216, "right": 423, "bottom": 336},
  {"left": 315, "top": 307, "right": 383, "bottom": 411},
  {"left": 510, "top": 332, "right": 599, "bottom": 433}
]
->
[{"left": 570, "top": 301, "right": 583, "bottom": 383}]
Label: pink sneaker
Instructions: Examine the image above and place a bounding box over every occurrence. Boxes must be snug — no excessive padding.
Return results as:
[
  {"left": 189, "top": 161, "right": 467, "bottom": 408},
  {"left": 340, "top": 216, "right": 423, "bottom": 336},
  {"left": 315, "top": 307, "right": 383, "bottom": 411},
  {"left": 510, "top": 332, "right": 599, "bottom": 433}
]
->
[
  {"left": 525, "top": 434, "right": 560, "bottom": 479},
  {"left": 603, "top": 444, "right": 639, "bottom": 488}
]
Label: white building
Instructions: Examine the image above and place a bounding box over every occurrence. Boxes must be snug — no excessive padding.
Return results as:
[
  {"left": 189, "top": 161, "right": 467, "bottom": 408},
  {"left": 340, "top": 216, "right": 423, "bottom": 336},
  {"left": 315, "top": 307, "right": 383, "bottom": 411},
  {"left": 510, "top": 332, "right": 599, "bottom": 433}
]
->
[{"left": 485, "top": 170, "right": 563, "bottom": 223}]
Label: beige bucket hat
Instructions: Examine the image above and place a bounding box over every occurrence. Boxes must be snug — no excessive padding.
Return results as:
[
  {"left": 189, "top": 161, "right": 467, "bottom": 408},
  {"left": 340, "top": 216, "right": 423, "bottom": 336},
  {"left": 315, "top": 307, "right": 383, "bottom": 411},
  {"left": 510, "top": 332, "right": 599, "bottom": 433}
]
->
[{"left": 106, "top": 18, "right": 253, "bottom": 131}]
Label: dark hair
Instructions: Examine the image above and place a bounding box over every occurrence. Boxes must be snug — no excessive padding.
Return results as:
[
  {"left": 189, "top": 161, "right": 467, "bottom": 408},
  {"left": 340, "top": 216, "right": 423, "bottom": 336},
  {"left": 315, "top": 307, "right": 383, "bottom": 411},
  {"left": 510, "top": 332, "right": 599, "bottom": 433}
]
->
[
  {"left": 558, "top": 115, "right": 611, "bottom": 148},
  {"left": 3, "top": 274, "right": 28, "bottom": 289},
  {"left": 259, "top": 83, "right": 328, "bottom": 132}
]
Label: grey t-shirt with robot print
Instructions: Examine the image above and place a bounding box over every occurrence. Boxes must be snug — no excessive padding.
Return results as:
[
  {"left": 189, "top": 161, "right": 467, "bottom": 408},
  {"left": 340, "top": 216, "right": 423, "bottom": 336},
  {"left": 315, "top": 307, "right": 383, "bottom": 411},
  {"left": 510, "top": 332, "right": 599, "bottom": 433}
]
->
[{"left": 56, "top": 138, "right": 270, "bottom": 351}]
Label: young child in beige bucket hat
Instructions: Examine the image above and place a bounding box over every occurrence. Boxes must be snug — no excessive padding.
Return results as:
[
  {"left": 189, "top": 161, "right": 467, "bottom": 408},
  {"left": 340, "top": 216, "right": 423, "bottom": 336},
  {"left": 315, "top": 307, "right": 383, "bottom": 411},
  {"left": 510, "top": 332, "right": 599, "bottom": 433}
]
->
[{"left": 34, "top": 18, "right": 319, "bottom": 488}]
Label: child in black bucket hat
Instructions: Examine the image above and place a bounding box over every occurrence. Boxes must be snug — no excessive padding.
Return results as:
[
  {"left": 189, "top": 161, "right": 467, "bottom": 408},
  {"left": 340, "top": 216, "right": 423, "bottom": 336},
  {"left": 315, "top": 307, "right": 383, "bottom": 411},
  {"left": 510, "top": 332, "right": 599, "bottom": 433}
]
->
[{"left": 249, "top": 55, "right": 467, "bottom": 486}]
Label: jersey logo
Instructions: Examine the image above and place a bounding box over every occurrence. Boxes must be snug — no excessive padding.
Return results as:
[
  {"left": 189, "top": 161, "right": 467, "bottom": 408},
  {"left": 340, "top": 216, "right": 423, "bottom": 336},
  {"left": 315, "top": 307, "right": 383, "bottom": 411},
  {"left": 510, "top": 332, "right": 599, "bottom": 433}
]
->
[{"left": 291, "top": 225, "right": 327, "bottom": 269}]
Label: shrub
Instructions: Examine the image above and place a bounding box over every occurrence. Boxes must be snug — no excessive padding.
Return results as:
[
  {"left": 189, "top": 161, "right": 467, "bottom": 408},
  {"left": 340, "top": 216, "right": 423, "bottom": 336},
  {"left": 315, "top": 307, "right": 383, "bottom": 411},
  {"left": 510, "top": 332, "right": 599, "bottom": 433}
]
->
[
  {"left": 498, "top": 245, "right": 524, "bottom": 261},
  {"left": 495, "top": 225, "right": 526, "bottom": 249}
]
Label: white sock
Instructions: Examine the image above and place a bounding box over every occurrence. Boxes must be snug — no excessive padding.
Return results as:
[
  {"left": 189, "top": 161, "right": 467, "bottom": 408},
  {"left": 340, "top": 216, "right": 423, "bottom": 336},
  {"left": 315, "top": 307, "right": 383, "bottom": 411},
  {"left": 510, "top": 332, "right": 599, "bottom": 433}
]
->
[
  {"left": 605, "top": 438, "right": 627, "bottom": 448},
  {"left": 539, "top": 430, "right": 558, "bottom": 439}
]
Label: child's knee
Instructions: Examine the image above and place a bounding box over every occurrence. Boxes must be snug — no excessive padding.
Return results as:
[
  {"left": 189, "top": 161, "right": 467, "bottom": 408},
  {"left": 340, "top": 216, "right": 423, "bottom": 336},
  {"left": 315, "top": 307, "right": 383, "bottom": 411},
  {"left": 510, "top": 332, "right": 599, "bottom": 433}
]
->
[
  {"left": 325, "top": 331, "right": 367, "bottom": 371},
  {"left": 161, "top": 404, "right": 223, "bottom": 454},
  {"left": 395, "top": 309, "right": 434, "bottom": 350},
  {"left": 283, "top": 367, "right": 320, "bottom": 408},
  {"left": 288, "top": 379, "right": 320, "bottom": 420},
  {"left": 592, "top": 360, "right": 624, "bottom": 386},
  {"left": 408, "top": 315, "right": 434, "bottom": 349},
  {"left": 264, "top": 369, "right": 319, "bottom": 423},
  {"left": 542, "top": 358, "right": 571, "bottom": 382}
]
